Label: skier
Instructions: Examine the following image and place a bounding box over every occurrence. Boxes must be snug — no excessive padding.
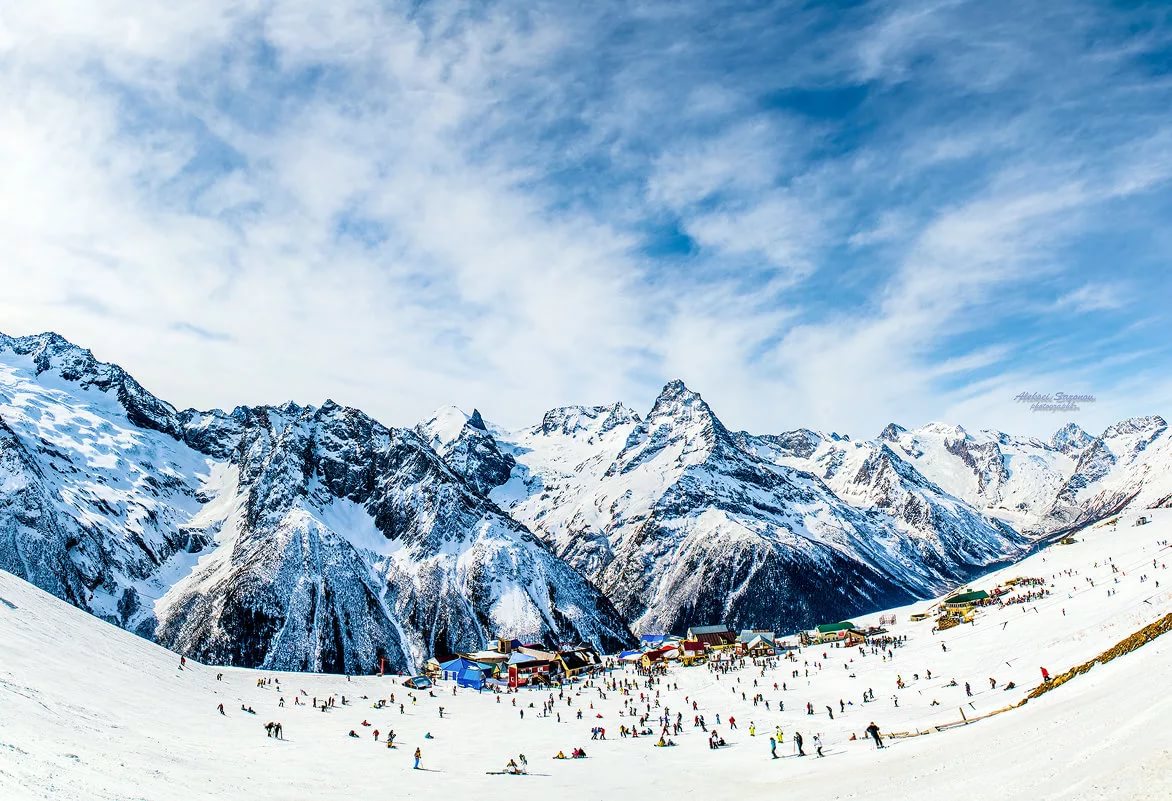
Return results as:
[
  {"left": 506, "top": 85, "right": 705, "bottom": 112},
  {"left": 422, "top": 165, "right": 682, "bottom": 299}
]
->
[
  {"left": 965, "top": 682, "right": 972, "bottom": 697},
  {"left": 866, "top": 722, "right": 884, "bottom": 749},
  {"left": 794, "top": 732, "right": 805, "bottom": 756},
  {"left": 770, "top": 736, "right": 778, "bottom": 759},
  {"left": 217, "top": 703, "right": 225, "bottom": 715},
  {"left": 1040, "top": 667, "right": 1051, "bottom": 682},
  {"left": 414, "top": 747, "right": 422, "bottom": 769},
  {"left": 814, "top": 733, "right": 824, "bottom": 757}
]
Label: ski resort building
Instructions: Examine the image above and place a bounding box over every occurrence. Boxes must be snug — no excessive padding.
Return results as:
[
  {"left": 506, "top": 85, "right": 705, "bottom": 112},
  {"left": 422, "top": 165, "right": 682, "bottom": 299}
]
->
[
  {"left": 556, "top": 647, "right": 603, "bottom": 678},
  {"left": 741, "top": 633, "right": 777, "bottom": 657},
  {"left": 639, "top": 633, "right": 670, "bottom": 650},
  {"left": 686, "top": 625, "right": 737, "bottom": 650},
  {"left": 505, "top": 651, "right": 556, "bottom": 688},
  {"left": 943, "top": 590, "right": 991, "bottom": 610},
  {"left": 811, "top": 621, "right": 858, "bottom": 643},
  {"left": 679, "top": 639, "right": 707, "bottom": 665},
  {"left": 641, "top": 646, "right": 675, "bottom": 668}
]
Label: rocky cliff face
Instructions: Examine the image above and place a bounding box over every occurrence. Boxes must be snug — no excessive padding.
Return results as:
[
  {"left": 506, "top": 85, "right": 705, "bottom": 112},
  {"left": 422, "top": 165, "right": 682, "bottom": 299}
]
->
[
  {"left": 479, "top": 382, "right": 1027, "bottom": 636},
  {"left": 0, "top": 333, "right": 633, "bottom": 673}
]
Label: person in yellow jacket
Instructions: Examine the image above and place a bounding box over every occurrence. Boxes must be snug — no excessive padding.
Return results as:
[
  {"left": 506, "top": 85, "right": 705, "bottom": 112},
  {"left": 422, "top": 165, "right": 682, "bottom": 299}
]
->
[{"left": 413, "top": 747, "right": 422, "bottom": 769}]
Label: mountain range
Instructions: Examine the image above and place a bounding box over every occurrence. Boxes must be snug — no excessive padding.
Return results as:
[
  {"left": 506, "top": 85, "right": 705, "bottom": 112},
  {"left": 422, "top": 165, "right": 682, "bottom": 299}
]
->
[{"left": 2, "top": 331, "right": 1169, "bottom": 672}]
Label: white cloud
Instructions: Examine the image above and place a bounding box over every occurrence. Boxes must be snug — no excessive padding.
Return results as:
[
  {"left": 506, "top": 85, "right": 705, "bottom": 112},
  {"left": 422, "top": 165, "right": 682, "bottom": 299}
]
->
[
  {"left": 0, "top": 0, "right": 1169, "bottom": 440},
  {"left": 1054, "top": 284, "right": 1130, "bottom": 314}
]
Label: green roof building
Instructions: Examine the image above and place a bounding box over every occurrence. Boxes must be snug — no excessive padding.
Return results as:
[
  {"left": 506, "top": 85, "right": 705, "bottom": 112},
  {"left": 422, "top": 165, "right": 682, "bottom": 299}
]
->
[
  {"left": 814, "top": 621, "right": 857, "bottom": 634},
  {"left": 943, "top": 590, "right": 990, "bottom": 607}
]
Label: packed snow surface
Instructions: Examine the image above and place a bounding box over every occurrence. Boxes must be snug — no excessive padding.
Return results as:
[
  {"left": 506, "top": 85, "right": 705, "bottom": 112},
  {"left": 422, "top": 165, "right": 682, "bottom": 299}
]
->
[{"left": 1, "top": 510, "right": 1169, "bottom": 800}]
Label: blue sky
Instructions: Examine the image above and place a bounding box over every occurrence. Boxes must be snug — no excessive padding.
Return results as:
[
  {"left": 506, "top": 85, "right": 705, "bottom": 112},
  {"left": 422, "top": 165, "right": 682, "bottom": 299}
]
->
[{"left": 1, "top": 0, "right": 1171, "bottom": 438}]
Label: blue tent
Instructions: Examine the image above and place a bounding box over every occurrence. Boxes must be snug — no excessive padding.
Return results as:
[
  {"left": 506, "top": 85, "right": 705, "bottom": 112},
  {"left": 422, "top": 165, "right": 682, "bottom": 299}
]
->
[
  {"left": 439, "top": 657, "right": 496, "bottom": 681},
  {"left": 618, "top": 650, "right": 641, "bottom": 660},
  {"left": 456, "top": 666, "right": 485, "bottom": 690}
]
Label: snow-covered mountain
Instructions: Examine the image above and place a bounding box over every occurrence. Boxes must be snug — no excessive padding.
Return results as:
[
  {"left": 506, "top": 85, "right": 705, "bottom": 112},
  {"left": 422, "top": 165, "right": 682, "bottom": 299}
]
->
[
  {"left": 877, "top": 423, "right": 1079, "bottom": 533},
  {"left": 4, "top": 329, "right": 1169, "bottom": 670},
  {"left": 872, "top": 418, "right": 1172, "bottom": 534},
  {"left": 1047, "top": 415, "right": 1172, "bottom": 528},
  {"left": 0, "top": 333, "right": 633, "bottom": 673},
  {"left": 432, "top": 383, "right": 1028, "bottom": 636},
  {"left": 738, "top": 429, "right": 1025, "bottom": 558},
  {"left": 425, "top": 386, "right": 1172, "bottom": 637}
]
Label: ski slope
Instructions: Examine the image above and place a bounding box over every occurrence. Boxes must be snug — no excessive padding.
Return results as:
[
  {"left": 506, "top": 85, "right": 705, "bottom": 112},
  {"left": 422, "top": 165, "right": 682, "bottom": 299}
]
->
[{"left": 1, "top": 511, "right": 1170, "bottom": 801}]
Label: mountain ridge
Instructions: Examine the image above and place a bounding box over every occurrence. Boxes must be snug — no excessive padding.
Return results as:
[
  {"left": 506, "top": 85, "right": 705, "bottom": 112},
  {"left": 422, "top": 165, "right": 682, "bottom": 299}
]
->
[{"left": 3, "top": 329, "right": 1169, "bottom": 669}]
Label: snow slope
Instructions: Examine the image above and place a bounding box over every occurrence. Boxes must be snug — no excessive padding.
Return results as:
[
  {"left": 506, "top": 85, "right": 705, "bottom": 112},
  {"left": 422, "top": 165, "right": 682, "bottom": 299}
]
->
[{"left": 0, "top": 509, "right": 1168, "bottom": 801}]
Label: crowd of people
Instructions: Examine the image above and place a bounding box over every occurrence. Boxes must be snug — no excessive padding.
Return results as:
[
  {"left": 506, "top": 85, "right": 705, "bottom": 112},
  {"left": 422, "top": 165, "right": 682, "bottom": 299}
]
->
[{"left": 185, "top": 523, "right": 1169, "bottom": 787}]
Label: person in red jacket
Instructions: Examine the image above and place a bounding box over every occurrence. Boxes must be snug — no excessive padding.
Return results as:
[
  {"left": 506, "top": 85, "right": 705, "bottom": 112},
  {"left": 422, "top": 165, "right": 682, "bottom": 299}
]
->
[{"left": 1040, "top": 667, "right": 1051, "bottom": 682}]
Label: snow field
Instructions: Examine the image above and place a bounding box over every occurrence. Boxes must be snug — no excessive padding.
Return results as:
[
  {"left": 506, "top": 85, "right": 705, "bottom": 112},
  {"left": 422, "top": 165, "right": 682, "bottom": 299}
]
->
[{"left": 1, "top": 510, "right": 1170, "bottom": 800}]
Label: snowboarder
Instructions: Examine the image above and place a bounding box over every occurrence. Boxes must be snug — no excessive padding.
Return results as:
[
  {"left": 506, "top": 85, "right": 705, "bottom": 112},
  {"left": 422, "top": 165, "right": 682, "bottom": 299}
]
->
[
  {"left": 866, "top": 722, "right": 884, "bottom": 749},
  {"left": 217, "top": 703, "right": 225, "bottom": 715},
  {"left": 1040, "top": 667, "right": 1051, "bottom": 682},
  {"left": 414, "top": 747, "right": 422, "bottom": 769},
  {"left": 770, "top": 736, "right": 778, "bottom": 759},
  {"left": 794, "top": 732, "right": 805, "bottom": 756}
]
